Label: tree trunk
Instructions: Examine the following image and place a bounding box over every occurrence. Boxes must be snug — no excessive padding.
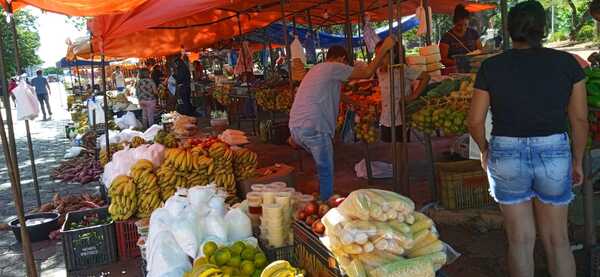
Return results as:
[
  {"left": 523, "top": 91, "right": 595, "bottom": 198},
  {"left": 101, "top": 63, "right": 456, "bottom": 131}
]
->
[{"left": 567, "top": 0, "right": 590, "bottom": 41}]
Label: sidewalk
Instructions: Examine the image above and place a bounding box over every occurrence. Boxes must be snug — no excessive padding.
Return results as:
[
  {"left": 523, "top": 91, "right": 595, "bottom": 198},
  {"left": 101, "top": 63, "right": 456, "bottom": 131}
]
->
[{"left": 0, "top": 83, "right": 99, "bottom": 276}]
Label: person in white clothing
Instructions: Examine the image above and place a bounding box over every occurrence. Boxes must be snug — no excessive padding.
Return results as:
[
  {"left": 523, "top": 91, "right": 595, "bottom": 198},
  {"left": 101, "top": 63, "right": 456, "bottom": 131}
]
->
[
  {"left": 112, "top": 66, "right": 126, "bottom": 92},
  {"left": 375, "top": 40, "right": 430, "bottom": 143}
]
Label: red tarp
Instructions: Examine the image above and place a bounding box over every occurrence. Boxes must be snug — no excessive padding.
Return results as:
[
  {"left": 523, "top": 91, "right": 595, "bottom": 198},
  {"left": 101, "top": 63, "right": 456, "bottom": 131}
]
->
[{"left": 87, "top": 0, "right": 496, "bottom": 58}]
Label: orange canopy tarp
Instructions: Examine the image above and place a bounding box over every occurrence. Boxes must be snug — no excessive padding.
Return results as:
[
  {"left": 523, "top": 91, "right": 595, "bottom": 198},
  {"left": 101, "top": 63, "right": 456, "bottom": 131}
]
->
[
  {"left": 88, "top": 0, "right": 495, "bottom": 58},
  {"left": 1, "top": 0, "right": 148, "bottom": 16}
]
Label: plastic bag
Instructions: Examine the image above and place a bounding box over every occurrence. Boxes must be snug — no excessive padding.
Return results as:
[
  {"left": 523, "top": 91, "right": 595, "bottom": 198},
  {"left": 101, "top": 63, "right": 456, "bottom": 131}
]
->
[
  {"left": 337, "top": 190, "right": 415, "bottom": 222},
  {"left": 132, "top": 144, "right": 165, "bottom": 168},
  {"left": 290, "top": 35, "right": 307, "bottom": 64},
  {"left": 203, "top": 210, "right": 228, "bottom": 242},
  {"left": 208, "top": 195, "right": 226, "bottom": 217},
  {"left": 116, "top": 111, "right": 142, "bottom": 129},
  {"left": 13, "top": 79, "right": 39, "bottom": 120},
  {"left": 171, "top": 211, "right": 200, "bottom": 258},
  {"left": 354, "top": 159, "right": 393, "bottom": 179},
  {"left": 101, "top": 147, "right": 137, "bottom": 187},
  {"left": 143, "top": 124, "right": 163, "bottom": 142},
  {"left": 97, "top": 130, "right": 122, "bottom": 149},
  {"left": 147, "top": 230, "right": 191, "bottom": 277},
  {"left": 119, "top": 129, "right": 145, "bottom": 143},
  {"left": 188, "top": 186, "right": 216, "bottom": 216},
  {"left": 87, "top": 96, "right": 106, "bottom": 125},
  {"left": 64, "top": 147, "right": 84, "bottom": 159},
  {"left": 164, "top": 195, "right": 189, "bottom": 217},
  {"left": 224, "top": 208, "right": 252, "bottom": 242}
]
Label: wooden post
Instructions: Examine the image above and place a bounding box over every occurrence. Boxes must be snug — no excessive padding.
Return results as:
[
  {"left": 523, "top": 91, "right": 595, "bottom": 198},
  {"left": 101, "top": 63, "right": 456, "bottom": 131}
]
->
[
  {"left": 387, "top": 0, "right": 398, "bottom": 190},
  {"left": 101, "top": 54, "right": 111, "bottom": 161},
  {"left": 279, "top": 0, "right": 293, "bottom": 88},
  {"left": 501, "top": 0, "right": 509, "bottom": 50},
  {"left": 2, "top": 5, "right": 37, "bottom": 275},
  {"left": 423, "top": 0, "right": 433, "bottom": 45},
  {"left": 359, "top": 0, "right": 372, "bottom": 62},
  {"left": 395, "top": 0, "right": 409, "bottom": 195},
  {"left": 583, "top": 150, "right": 597, "bottom": 275}
]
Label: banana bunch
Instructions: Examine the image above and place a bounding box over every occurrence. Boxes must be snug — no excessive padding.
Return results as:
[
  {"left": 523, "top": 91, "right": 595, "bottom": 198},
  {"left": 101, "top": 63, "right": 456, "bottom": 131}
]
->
[
  {"left": 164, "top": 148, "right": 196, "bottom": 172},
  {"left": 275, "top": 88, "right": 294, "bottom": 112},
  {"left": 108, "top": 175, "right": 137, "bottom": 221},
  {"left": 99, "top": 143, "right": 124, "bottom": 166},
  {"left": 154, "top": 130, "right": 178, "bottom": 148},
  {"left": 209, "top": 142, "right": 236, "bottom": 194},
  {"left": 156, "top": 164, "right": 180, "bottom": 200},
  {"left": 260, "top": 260, "right": 303, "bottom": 277},
  {"left": 130, "top": 136, "right": 146, "bottom": 148},
  {"left": 183, "top": 264, "right": 223, "bottom": 277},
  {"left": 130, "top": 160, "right": 161, "bottom": 218},
  {"left": 233, "top": 148, "right": 258, "bottom": 181}
]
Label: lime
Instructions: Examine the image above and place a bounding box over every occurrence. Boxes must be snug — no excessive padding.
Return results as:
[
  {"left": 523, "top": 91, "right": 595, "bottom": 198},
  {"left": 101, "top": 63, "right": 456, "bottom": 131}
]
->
[
  {"left": 227, "top": 255, "right": 242, "bottom": 268},
  {"left": 241, "top": 248, "right": 256, "bottom": 261},
  {"left": 241, "top": 261, "right": 256, "bottom": 275},
  {"left": 209, "top": 255, "right": 217, "bottom": 265},
  {"left": 231, "top": 241, "right": 246, "bottom": 255},
  {"left": 251, "top": 270, "right": 262, "bottom": 277},
  {"left": 253, "top": 253, "right": 267, "bottom": 268},
  {"left": 203, "top": 241, "right": 218, "bottom": 257},
  {"left": 215, "top": 248, "right": 232, "bottom": 266},
  {"left": 222, "top": 266, "right": 235, "bottom": 275}
]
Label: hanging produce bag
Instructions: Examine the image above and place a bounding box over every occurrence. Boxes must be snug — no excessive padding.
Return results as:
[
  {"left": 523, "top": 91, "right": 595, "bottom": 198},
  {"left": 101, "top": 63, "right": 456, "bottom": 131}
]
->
[
  {"left": 363, "top": 17, "right": 381, "bottom": 54},
  {"left": 340, "top": 109, "right": 356, "bottom": 144},
  {"left": 234, "top": 41, "right": 253, "bottom": 75},
  {"left": 13, "top": 78, "right": 39, "bottom": 120},
  {"left": 416, "top": 3, "right": 432, "bottom": 37},
  {"left": 290, "top": 35, "right": 307, "bottom": 64}
]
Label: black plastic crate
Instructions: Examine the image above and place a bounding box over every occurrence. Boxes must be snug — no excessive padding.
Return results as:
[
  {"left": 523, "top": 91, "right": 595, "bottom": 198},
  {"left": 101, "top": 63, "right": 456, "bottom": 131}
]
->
[
  {"left": 293, "top": 221, "right": 342, "bottom": 277},
  {"left": 258, "top": 239, "right": 297, "bottom": 265},
  {"left": 61, "top": 207, "right": 117, "bottom": 271}
]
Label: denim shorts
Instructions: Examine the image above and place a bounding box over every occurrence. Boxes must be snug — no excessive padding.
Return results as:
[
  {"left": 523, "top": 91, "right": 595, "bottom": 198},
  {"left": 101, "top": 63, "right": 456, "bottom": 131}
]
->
[{"left": 487, "top": 133, "right": 574, "bottom": 206}]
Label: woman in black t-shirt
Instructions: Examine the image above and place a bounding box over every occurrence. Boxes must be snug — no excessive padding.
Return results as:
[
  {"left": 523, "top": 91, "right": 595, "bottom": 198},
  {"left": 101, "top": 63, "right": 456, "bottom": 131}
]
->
[{"left": 468, "top": 1, "right": 587, "bottom": 276}]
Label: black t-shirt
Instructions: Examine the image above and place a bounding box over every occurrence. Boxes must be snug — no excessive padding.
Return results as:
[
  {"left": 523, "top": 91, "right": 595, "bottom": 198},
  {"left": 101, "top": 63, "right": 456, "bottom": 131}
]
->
[{"left": 474, "top": 48, "right": 585, "bottom": 137}]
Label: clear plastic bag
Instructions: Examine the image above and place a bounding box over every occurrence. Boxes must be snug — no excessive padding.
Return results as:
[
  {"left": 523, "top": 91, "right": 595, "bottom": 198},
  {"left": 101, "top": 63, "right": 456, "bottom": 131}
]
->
[
  {"left": 147, "top": 230, "right": 191, "bottom": 277},
  {"left": 224, "top": 208, "right": 252, "bottom": 242}
]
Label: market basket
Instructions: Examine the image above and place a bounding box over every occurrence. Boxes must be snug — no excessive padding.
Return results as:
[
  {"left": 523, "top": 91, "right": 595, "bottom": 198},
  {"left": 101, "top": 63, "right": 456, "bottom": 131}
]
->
[
  {"left": 115, "top": 219, "right": 141, "bottom": 260},
  {"left": 435, "top": 160, "right": 495, "bottom": 209},
  {"left": 259, "top": 238, "right": 297, "bottom": 265},
  {"left": 293, "top": 221, "right": 342, "bottom": 277},
  {"left": 61, "top": 207, "right": 117, "bottom": 271}
]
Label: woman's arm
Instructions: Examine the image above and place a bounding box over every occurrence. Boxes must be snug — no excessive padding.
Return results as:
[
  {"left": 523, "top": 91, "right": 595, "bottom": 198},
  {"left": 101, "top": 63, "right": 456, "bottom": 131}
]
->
[
  {"left": 408, "top": 72, "right": 431, "bottom": 102},
  {"left": 475, "top": 39, "right": 483, "bottom": 51},
  {"left": 439, "top": 43, "right": 454, "bottom": 66},
  {"left": 467, "top": 89, "right": 490, "bottom": 168},
  {"left": 568, "top": 80, "right": 588, "bottom": 186}
]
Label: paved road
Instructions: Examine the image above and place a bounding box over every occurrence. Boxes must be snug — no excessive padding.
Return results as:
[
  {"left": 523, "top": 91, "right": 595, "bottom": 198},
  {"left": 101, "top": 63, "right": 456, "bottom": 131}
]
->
[{"left": 0, "top": 82, "right": 99, "bottom": 276}]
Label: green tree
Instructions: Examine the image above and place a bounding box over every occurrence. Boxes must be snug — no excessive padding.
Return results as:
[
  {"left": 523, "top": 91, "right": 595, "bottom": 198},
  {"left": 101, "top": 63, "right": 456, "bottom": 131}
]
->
[
  {"left": 0, "top": 10, "right": 42, "bottom": 77},
  {"left": 65, "top": 16, "right": 87, "bottom": 32},
  {"left": 43, "top": 66, "right": 63, "bottom": 75}
]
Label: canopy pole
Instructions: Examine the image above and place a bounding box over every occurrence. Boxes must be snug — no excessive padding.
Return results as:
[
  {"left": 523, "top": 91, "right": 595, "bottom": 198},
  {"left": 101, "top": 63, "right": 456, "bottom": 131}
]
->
[
  {"left": 423, "top": 0, "right": 433, "bottom": 45},
  {"left": 4, "top": 5, "right": 38, "bottom": 275},
  {"left": 8, "top": 5, "right": 40, "bottom": 208},
  {"left": 101, "top": 53, "right": 111, "bottom": 162},
  {"left": 396, "top": 0, "right": 409, "bottom": 195},
  {"left": 583, "top": 150, "right": 597, "bottom": 274},
  {"left": 344, "top": 0, "right": 354, "bottom": 65},
  {"left": 279, "top": 0, "right": 293, "bottom": 88},
  {"left": 387, "top": 0, "right": 398, "bottom": 191},
  {"left": 75, "top": 60, "right": 82, "bottom": 88},
  {"left": 501, "top": 0, "right": 509, "bottom": 50},
  {"left": 236, "top": 14, "right": 249, "bottom": 78}
]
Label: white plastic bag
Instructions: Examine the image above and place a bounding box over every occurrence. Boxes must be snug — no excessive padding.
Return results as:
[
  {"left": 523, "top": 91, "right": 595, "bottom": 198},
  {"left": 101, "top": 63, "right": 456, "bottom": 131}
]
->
[
  {"left": 171, "top": 211, "right": 200, "bottom": 258},
  {"left": 119, "top": 129, "right": 145, "bottom": 143},
  {"left": 208, "top": 195, "right": 226, "bottom": 217},
  {"left": 203, "top": 210, "right": 228, "bottom": 242},
  {"left": 64, "top": 147, "right": 85, "bottom": 159},
  {"left": 116, "top": 111, "right": 142, "bottom": 129},
  {"left": 87, "top": 96, "right": 106, "bottom": 125},
  {"left": 290, "top": 35, "right": 307, "bottom": 64},
  {"left": 132, "top": 144, "right": 165, "bottom": 168},
  {"left": 188, "top": 186, "right": 216, "bottom": 216},
  {"left": 13, "top": 79, "right": 39, "bottom": 120},
  {"left": 164, "top": 195, "right": 189, "bottom": 217},
  {"left": 143, "top": 124, "right": 163, "bottom": 142},
  {"left": 224, "top": 208, "right": 252, "bottom": 242},
  {"left": 97, "top": 130, "right": 122, "bottom": 149},
  {"left": 147, "top": 230, "right": 191, "bottom": 277}
]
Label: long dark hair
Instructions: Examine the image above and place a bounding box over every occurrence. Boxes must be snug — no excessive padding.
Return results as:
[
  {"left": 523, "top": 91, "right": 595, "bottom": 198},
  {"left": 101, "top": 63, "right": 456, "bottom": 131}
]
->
[{"left": 508, "top": 1, "right": 546, "bottom": 48}]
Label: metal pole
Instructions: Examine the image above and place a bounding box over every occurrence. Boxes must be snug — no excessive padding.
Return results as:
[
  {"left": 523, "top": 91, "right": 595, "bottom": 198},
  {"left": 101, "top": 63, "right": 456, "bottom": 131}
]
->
[
  {"left": 2, "top": 7, "right": 37, "bottom": 276},
  {"left": 91, "top": 55, "right": 95, "bottom": 93},
  {"left": 75, "top": 60, "right": 82, "bottom": 88},
  {"left": 387, "top": 0, "right": 398, "bottom": 191},
  {"left": 396, "top": 0, "right": 409, "bottom": 195},
  {"left": 9, "top": 5, "right": 40, "bottom": 207},
  {"left": 344, "top": 0, "right": 354, "bottom": 65},
  {"left": 583, "top": 150, "right": 597, "bottom": 275},
  {"left": 101, "top": 54, "right": 111, "bottom": 160},
  {"left": 501, "top": 0, "right": 510, "bottom": 50},
  {"left": 279, "top": 0, "right": 293, "bottom": 88},
  {"left": 423, "top": 0, "right": 433, "bottom": 45}
]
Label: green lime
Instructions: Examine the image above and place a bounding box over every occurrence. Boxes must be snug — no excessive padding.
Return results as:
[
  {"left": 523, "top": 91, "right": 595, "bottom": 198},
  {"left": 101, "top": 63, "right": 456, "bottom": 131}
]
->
[
  {"left": 241, "top": 261, "right": 255, "bottom": 275},
  {"left": 215, "top": 248, "right": 232, "bottom": 266},
  {"left": 203, "top": 241, "right": 218, "bottom": 257}
]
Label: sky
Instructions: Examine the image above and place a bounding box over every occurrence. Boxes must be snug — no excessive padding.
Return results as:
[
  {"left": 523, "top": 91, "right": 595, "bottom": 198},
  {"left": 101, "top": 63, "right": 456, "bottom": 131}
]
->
[{"left": 28, "top": 7, "right": 87, "bottom": 67}]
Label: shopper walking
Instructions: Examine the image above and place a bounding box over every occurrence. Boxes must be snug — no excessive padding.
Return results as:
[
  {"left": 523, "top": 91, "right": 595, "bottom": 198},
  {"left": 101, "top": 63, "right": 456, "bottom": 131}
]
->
[
  {"left": 468, "top": 2, "right": 587, "bottom": 277},
  {"left": 31, "top": 70, "right": 52, "bottom": 120},
  {"left": 288, "top": 36, "right": 395, "bottom": 200},
  {"left": 135, "top": 68, "right": 158, "bottom": 128}
]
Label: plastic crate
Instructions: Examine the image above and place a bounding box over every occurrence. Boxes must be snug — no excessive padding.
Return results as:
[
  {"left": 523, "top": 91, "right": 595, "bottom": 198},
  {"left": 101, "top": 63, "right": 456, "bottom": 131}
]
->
[
  {"left": 259, "top": 239, "right": 296, "bottom": 265},
  {"left": 115, "top": 219, "right": 141, "bottom": 260},
  {"left": 293, "top": 221, "right": 342, "bottom": 277},
  {"left": 61, "top": 207, "right": 117, "bottom": 271},
  {"left": 435, "top": 160, "right": 495, "bottom": 209}
]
